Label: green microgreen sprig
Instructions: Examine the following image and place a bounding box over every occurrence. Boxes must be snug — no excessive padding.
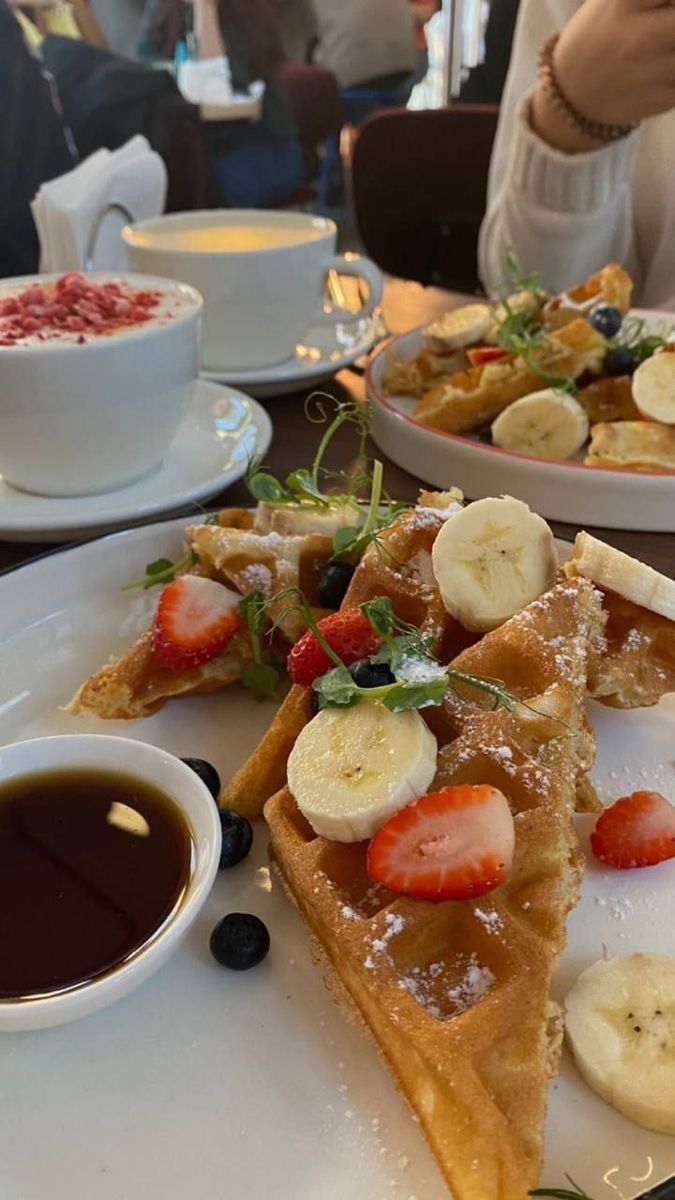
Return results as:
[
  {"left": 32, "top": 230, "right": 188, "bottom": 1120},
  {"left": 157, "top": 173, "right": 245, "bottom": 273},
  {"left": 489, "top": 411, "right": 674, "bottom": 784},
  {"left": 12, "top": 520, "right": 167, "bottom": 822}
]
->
[
  {"left": 487, "top": 253, "right": 577, "bottom": 393},
  {"left": 246, "top": 394, "right": 406, "bottom": 566},
  {"left": 122, "top": 549, "right": 199, "bottom": 592},
  {"left": 245, "top": 395, "right": 368, "bottom": 509},
  {"left": 493, "top": 300, "right": 577, "bottom": 394},
  {"left": 608, "top": 314, "right": 672, "bottom": 365},
  {"left": 501, "top": 251, "right": 547, "bottom": 301},
  {"left": 530, "top": 1175, "right": 592, "bottom": 1199},
  {"left": 237, "top": 590, "right": 282, "bottom": 701}
]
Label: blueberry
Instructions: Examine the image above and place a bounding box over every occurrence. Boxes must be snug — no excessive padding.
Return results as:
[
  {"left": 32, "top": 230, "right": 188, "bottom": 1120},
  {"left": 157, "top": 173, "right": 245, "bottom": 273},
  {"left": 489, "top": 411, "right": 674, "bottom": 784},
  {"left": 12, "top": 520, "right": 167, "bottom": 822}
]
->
[
  {"left": 349, "top": 658, "right": 396, "bottom": 689},
  {"left": 218, "top": 809, "right": 253, "bottom": 869},
  {"left": 604, "top": 346, "right": 636, "bottom": 377},
  {"left": 181, "top": 757, "right": 221, "bottom": 801},
  {"left": 589, "top": 304, "right": 623, "bottom": 338},
  {"left": 318, "top": 561, "right": 355, "bottom": 609},
  {"left": 210, "top": 913, "right": 270, "bottom": 970}
]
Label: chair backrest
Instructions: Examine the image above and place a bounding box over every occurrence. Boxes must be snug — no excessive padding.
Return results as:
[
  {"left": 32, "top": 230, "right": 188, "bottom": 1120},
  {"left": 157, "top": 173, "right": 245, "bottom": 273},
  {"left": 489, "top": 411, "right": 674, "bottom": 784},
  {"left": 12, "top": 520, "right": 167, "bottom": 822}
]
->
[
  {"left": 351, "top": 105, "right": 499, "bottom": 294},
  {"left": 278, "top": 62, "right": 343, "bottom": 154}
]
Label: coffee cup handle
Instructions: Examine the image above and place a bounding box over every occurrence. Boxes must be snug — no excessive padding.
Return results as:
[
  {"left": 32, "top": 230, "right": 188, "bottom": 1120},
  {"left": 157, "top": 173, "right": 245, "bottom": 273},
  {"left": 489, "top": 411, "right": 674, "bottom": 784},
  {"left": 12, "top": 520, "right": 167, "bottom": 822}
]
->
[{"left": 313, "top": 254, "right": 383, "bottom": 325}]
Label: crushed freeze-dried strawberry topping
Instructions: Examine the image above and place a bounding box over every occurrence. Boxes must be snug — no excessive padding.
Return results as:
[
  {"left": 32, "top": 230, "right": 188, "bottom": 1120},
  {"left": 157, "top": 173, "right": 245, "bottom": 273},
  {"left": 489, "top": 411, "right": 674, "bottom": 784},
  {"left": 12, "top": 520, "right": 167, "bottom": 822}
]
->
[{"left": 0, "top": 274, "right": 163, "bottom": 346}]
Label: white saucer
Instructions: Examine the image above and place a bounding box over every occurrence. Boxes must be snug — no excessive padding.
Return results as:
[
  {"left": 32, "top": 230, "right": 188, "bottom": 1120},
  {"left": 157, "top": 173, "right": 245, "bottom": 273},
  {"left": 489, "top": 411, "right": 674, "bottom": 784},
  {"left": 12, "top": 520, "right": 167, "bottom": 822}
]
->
[
  {"left": 0, "top": 380, "right": 272, "bottom": 543},
  {"left": 202, "top": 316, "right": 376, "bottom": 397}
]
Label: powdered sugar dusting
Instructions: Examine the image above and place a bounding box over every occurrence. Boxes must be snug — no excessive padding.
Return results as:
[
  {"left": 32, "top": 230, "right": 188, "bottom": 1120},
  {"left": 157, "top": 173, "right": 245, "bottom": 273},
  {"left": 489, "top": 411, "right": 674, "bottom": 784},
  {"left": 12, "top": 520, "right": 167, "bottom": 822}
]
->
[
  {"left": 364, "top": 912, "right": 407, "bottom": 969},
  {"left": 445, "top": 956, "right": 495, "bottom": 1012},
  {"left": 399, "top": 953, "right": 494, "bottom": 1018},
  {"left": 474, "top": 906, "right": 503, "bottom": 934}
]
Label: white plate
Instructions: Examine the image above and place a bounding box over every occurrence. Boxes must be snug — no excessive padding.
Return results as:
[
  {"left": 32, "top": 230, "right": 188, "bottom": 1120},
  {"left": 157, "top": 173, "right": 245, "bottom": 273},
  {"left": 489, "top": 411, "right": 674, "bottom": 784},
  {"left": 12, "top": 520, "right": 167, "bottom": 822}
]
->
[
  {"left": 0, "top": 520, "right": 673, "bottom": 1200},
  {"left": 202, "top": 316, "right": 376, "bottom": 397},
  {"left": 368, "top": 308, "right": 675, "bottom": 531},
  {"left": 0, "top": 381, "right": 272, "bottom": 542}
]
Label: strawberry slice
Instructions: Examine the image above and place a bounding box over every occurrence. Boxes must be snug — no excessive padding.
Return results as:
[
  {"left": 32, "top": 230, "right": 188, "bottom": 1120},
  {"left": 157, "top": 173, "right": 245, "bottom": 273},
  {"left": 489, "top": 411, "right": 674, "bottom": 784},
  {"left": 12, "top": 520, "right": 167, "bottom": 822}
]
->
[
  {"left": 590, "top": 791, "right": 675, "bottom": 869},
  {"left": 367, "top": 784, "right": 515, "bottom": 902},
  {"left": 152, "top": 576, "right": 242, "bottom": 672},
  {"left": 467, "top": 346, "right": 509, "bottom": 367},
  {"left": 287, "top": 609, "right": 380, "bottom": 686}
]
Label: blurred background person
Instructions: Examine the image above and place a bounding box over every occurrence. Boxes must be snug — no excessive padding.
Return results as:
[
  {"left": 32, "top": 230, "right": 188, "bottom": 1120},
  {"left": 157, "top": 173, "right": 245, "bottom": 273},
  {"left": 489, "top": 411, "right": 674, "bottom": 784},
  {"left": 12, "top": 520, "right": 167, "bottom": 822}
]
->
[
  {"left": 1, "top": 0, "right": 74, "bottom": 275},
  {"left": 309, "top": 0, "right": 416, "bottom": 99},
  {"left": 461, "top": 0, "right": 520, "bottom": 104},
  {"left": 480, "top": 0, "right": 675, "bottom": 308},
  {"left": 136, "top": 0, "right": 304, "bottom": 207},
  {"left": 273, "top": 0, "right": 316, "bottom": 65}
]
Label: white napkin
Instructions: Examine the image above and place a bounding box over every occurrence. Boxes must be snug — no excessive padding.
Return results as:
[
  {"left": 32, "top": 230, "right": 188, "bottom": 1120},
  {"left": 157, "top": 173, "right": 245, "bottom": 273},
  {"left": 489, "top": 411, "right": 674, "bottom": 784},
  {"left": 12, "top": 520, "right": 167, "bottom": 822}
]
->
[
  {"left": 32, "top": 136, "right": 167, "bottom": 274},
  {"left": 177, "top": 55, "right": 233, "bottom": 106}
]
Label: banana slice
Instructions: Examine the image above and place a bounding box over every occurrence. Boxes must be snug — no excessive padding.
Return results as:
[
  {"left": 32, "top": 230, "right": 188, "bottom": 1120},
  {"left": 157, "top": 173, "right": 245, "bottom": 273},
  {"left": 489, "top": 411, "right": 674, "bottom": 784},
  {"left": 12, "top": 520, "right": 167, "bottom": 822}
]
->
[
  {"left": 566, "top": 953, "right": 675, "bottom": 1134},
  {"left": 431, "top": 496, "right": 558, "bottom": 632},
  {"left": 564, "top": 531, "right": 675, "bottom": 621},
  {"left": 491, "top": 388, "right": 589, "bottom": 459},
  {"left": 425, "top": 304, "right": 492, "bottom": 353},
  {"left": 287, "top": 702, "right": 437, "bottom": 843},
  {"left": 632, "top": 352, "right": 675, "bottom": 425}
]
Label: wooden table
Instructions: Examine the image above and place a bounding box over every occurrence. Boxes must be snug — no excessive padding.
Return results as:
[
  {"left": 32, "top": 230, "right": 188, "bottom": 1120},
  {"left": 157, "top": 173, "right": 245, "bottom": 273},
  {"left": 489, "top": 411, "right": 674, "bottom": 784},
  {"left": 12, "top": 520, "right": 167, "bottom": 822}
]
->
[{"left": 1, "top": 278, "right": 673, "bottom": 577}]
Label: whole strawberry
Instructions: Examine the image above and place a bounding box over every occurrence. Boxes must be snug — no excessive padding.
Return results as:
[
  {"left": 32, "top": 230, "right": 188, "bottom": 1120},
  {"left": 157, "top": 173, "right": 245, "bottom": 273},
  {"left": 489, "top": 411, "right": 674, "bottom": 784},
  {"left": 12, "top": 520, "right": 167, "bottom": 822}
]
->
[{"left": 287, "top": 609, "right": 380, "bottom": 687}]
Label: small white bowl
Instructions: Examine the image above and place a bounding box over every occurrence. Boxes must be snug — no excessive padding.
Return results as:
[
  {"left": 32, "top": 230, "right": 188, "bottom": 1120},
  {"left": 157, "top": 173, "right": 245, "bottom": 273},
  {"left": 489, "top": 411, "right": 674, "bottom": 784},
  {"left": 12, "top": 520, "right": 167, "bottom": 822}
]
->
[
  {"left": 0, "top": 735, "right": 221, "bottom": 1032},
  {"left": 0, "top": 274, "right": 202, "bottom": 497}
]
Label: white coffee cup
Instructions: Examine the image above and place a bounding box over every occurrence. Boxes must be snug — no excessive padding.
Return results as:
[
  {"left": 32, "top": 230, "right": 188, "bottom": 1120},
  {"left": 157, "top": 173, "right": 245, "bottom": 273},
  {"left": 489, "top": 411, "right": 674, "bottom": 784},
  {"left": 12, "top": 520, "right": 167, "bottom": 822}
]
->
[
  {"left": 0, "top": 274, "right": 201, "bottom": 497},
  {"left": 123, "top": 209, "right": 383, "bottom": 373}
]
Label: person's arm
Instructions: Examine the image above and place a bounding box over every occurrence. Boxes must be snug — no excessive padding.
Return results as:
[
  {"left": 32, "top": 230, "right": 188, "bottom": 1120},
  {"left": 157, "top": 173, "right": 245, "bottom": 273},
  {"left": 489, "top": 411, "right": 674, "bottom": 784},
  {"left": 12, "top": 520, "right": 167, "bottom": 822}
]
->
[
  {"left": 479, "top": 0, "right": 675, "bottom": 297},
  {"left": 191, "top": 0, "right": 226, "bottom": 59}
]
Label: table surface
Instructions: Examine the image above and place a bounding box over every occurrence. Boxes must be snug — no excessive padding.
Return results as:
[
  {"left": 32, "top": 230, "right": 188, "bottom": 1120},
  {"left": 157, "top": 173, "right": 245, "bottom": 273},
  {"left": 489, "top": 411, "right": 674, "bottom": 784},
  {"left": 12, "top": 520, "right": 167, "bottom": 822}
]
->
[{"left": 1, "top": 278, "right": 672, "bottom": 578}]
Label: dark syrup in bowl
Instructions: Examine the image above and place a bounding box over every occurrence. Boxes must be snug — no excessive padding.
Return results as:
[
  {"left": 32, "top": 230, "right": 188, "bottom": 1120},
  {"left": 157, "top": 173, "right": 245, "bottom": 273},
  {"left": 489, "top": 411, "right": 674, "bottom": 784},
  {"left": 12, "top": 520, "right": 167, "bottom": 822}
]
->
[{"left": 0, "top": 768, "right": 192, "bottom": 1000}]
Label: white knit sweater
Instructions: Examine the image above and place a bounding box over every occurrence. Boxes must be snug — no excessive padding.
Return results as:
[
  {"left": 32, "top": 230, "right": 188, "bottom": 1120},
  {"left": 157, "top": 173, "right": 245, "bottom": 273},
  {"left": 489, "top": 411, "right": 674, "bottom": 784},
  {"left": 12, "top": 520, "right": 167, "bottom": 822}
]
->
[{"left": 478, "top": 0, "right": 675, "bottom": 311}]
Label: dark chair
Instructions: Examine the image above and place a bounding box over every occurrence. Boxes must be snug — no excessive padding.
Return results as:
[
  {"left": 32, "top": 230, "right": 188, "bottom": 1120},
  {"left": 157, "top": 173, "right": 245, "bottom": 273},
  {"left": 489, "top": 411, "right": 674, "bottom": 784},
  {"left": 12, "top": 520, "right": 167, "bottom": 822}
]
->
[
  {"left": 277, "top": 61, "right": 342, "bottom": 205},
  {"left": 351, "top": 105, "right": 500, "bottom": 293}
]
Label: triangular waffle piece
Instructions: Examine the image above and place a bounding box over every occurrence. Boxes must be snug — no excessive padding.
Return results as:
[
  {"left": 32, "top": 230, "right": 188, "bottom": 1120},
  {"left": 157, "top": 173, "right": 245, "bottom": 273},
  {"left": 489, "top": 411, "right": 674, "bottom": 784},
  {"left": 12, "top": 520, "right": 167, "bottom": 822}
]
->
[
  {"left": 69, "top": 509, "right": 334, "bottom": 719},
  {"left": 413, "top": 318, "right": 605, "bottom": 433},
  {"left": 563, "top": 534, "right": 675, "bottom": 708},
  {"left": 223, "top": 495, "right": 605, "bottom": 818},
  {"left": 265, "top": 577, "right": 606, "bottom": 1199}
]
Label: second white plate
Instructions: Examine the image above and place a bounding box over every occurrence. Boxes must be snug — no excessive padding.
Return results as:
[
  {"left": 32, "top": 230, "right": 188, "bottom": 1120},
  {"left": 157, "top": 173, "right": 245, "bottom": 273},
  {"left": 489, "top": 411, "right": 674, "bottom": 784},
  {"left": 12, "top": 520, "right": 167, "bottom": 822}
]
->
[{"left": 368, "top": 309, "right": 675, "bottom": 531}]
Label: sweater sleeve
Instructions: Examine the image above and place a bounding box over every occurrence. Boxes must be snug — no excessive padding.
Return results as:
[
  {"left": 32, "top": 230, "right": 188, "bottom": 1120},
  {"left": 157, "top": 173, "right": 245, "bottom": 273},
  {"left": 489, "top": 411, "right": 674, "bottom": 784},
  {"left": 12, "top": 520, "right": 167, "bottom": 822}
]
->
[{"left": 478, "top": 0, "right": 642, "bottom": 296}]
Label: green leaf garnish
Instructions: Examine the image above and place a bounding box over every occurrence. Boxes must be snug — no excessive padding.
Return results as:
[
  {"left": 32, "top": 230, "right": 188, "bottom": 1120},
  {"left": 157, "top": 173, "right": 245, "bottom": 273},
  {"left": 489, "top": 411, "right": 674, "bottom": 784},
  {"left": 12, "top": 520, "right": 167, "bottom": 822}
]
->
[
  {"left": 122, "top": 550, "right": 198, "bottom": 592},
  {"left": 237, "top": 589, "right": 282, "bottom": 700},
  {"left": 360, "top": 596, "right": 397, "bottom": 640},
  {"left": 313, "top": 665, "right": 361, "bottom": 708},
  {"left": 381, "top": 677, "right": 449, "bottom": 712},
  {"left": 240, "top": 661, "right": 281, "bottom": 701},
  {"left": 246, "top": 469, "right": 289, "bottom": 503}
]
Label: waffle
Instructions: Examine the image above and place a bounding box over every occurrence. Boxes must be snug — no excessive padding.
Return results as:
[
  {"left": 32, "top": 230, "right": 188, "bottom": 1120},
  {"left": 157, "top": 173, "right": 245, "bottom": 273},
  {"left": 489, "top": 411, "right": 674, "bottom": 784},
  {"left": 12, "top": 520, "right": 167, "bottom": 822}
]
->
[
  {"left": 222, "top": 493, "right": 603, "bottom": 819},
  {"left": 382, "top": 347, "right": 468, "bottom": 399},
  {"left": 266, "top": 576, "right": 606, "bottom": 1199},
  {"left": 542, "top": 263, "right": 633, "bottom": 330},
  {"left": 585, "top": 421, "right": 675, "bottom": 471},
  {"left": 575, "top": 376, "right": 638, "bottom": 424},
  {"left": 68, "top": 509, "right": 334, "bottom": 719},
  {"left": 413, "top": 319, "right": 606, "bottom": 434}
]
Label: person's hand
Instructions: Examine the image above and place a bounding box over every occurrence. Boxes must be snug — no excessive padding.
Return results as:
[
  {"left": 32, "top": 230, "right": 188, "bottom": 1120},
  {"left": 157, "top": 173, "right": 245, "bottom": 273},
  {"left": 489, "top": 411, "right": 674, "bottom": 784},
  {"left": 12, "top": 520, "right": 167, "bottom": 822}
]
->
[{"left": 531, "top": 0, "right": 675, "bottom": 152}]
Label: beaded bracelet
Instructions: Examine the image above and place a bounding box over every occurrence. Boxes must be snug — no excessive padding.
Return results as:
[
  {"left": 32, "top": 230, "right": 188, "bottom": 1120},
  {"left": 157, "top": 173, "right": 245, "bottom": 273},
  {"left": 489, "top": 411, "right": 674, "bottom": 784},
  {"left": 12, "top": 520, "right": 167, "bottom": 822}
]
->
[{"left": 538, "top": 33, "right": 637, "bottom": 144}]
